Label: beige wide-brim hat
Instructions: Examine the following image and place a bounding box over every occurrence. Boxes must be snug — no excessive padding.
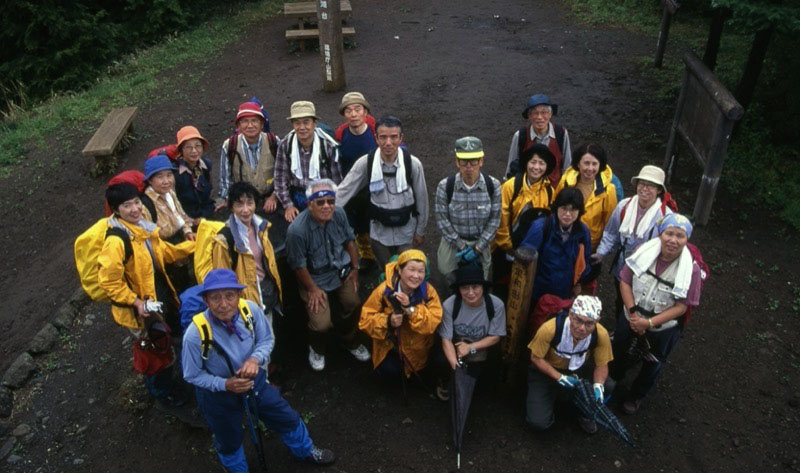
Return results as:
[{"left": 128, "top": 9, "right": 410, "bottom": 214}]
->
[
  {"left": 631, "top": 165, "right": 667, "bottom": 191},
  {"left": 286, "top": 101, "right": 319, "bottom": 120},
  {"left": 339, "top": 92, "right": 371, "bottom": 115}
]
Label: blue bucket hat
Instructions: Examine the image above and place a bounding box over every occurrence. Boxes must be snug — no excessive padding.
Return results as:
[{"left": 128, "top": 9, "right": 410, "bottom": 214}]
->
[
  {"left": 199, "top": 269, "right": 246, "bottom": 295},
  {"left": 144, "top": 155, "right": 174, "bottom": 181},
  {"left": 522, "top": 94, "right": 558, "bottom": 118}
]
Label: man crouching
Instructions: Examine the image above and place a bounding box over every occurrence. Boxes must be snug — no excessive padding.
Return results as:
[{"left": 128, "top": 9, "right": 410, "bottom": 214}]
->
[{"left": 182, "top": 269, "right": 335, "bottom": 470}]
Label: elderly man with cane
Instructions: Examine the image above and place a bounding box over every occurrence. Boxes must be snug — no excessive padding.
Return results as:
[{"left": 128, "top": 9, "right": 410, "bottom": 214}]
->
[{"left": 182, "top": 269, "right": 335, "bottom": 471}]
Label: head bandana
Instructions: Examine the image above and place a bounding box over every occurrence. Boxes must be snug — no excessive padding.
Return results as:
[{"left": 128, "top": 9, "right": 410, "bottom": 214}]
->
[
  {"left": 309, "top": 189, "right": 335, "bottom": 201},
  {"left": 658, "top": 213, "right": 693, "bottom": 238},
  {"left": 397, "top": 249, "right": 427, "bottom": 266},
  {"left": 570, "top": 295, "right": 602, "bottom": 321}
]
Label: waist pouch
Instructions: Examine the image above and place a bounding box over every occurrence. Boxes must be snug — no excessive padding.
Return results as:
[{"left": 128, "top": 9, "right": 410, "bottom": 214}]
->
[
  {"left": 371, "top": 203, "right": 415, "bottom": 227},
  {"left": 290, "top": 187, "right": 308, "bottom": 211}
]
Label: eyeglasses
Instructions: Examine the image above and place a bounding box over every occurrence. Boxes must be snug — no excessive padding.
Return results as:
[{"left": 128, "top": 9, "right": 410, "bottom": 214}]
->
[
  {"left": 529, "top": 110, "right": 551, "bottom": 117},
  {"left": 182, "top": 144, "right": 204, "bottom": 152},
  {"left": 314, "top": 198, "right": 336, "bottom": 207},
  {"left": 457, "top": 159, "right": 481, "bottom": 167},
  {"left": 569, "top": 314, "right": 597, "bottom": 329},
  {"left": 637, "top": 181, "right": 660, "bottom": 190}
]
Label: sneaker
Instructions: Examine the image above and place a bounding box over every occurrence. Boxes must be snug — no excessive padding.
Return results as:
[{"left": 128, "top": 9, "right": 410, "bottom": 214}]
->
[
  {"left": 348, "top": 344, "right": 371, "bottom": 362},
  {"left": 578, "top": 416, "right": 598, "bottom": 434},
  {"left": 308, "top": 346, "right": 326, "bottom": 371},
  {"left": 307, "top": 445, "right": 335, "bottom": 465},
  {"left": 622, "top": 398, "right": 642, "bottom": 415}
]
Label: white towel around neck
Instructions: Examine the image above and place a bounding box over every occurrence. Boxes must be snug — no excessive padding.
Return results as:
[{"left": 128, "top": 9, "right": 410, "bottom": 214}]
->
[
  {"left": 290, "top": 129, "right": 337, "bottom": 181},
  {"left": 369, "top": 147, "right": 408, "bottom": 194},
  {"left": 625, "top": 238, "right": 694, "bottom": 298},
  {"left": 619, "top": 196, "right": 662, "bottom": 239},
  {"left": 554, "top": 316, "right": 591, "bottom": 372}
]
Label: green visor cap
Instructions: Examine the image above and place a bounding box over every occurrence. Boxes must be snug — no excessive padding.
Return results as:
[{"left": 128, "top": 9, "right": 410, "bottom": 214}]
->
[{"left": 454, "top": 136, "right": 484, "bottom": 159}]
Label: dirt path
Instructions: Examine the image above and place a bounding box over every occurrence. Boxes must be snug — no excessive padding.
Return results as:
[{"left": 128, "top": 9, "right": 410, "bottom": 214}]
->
[{"left": 2, "top": 0, "right": 800, "bottom": 471}]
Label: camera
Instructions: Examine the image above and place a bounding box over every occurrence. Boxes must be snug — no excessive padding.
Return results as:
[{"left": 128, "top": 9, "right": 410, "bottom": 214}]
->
[
  {"left": 144, "top": 300, "right": 164, "bottom": 315},
  {"left": 338, "top": 265, "right": 352, "bottom": 280}
]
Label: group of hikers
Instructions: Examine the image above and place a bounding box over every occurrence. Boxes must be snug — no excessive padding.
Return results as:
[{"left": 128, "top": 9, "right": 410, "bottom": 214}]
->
[{"left": 79, "top": 91, "right": 705, "bottom": 471}]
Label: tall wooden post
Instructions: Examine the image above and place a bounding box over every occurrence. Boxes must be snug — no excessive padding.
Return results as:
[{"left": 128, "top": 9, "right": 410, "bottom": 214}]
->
[
  {"left": 502, "top": 247, "right": 537, "bottom": 368},
  {"left": 654, "top": 0, "right": 679, "bottom": 68},
  {"left": 317, "top": 0, "right": 346, "bottom": 91}
]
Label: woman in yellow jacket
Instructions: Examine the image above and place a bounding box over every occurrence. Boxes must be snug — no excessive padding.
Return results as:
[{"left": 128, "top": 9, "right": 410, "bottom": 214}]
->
[
  {"left": 495, "top": 143, "right": 556, "bottom": 253},
  {"left": 554, "top": 143, "right": 618, "bottom": 293},
  {"left": 97, "top": 183, "right": 195, "bottom": 412},
  {"left": 359, "top": 249, "right": 443, "bottom": 378},
  {"left": 211, "top": 182, "right": 283, "bottom": 323}
]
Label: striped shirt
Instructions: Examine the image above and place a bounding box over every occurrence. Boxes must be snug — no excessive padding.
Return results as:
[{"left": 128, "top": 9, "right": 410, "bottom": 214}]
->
[{"left": 435, "top": 173, "right": 502, "bottom": 251}]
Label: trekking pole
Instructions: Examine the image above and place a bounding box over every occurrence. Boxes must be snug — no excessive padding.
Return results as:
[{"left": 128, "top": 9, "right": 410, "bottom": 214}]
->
[{"left": 242, "top": 390, "right": 268, "bottom": 473}]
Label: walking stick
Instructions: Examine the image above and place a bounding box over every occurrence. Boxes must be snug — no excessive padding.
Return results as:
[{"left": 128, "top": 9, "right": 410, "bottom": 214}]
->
[{"left": 243, "top": 390, "right": 268, "bottom": 473}]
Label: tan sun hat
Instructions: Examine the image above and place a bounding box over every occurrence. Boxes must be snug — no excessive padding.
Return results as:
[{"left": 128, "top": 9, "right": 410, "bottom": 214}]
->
[
  {"left": 631, "top": 165, "right": 666, "bottom": 191},
  {"left": 286, "top": 101, "right": 319, "bottom": 121},
  {"left": 339, "top": 92, "right": 371, "bottom": 115}
]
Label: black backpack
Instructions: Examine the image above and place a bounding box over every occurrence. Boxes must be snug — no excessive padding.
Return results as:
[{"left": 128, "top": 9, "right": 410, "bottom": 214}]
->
[
  {"left": 140, "top": 194, "right": 158, "bottom": 224},
  {"left": 365, "top": 151, "right": 418, "bottom": 224},
  {"left": 508, "top": 176, "right": 553, "bottom": 249}
]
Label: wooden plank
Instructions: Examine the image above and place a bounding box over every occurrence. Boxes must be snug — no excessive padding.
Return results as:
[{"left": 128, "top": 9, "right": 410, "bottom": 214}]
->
[
  {"left": 286, "top": 26, "right": 355, "bottom": 40},
  {"left": 82, "top": 107, "right": 138, "bottom": 157},
  {"left": 284, "top": 0, "right": 351, "bottom": 18}
]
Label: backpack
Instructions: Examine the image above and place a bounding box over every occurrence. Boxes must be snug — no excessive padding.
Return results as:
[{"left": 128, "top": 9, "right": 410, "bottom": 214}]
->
[
  {"left": 192, "top": 299, "right": 255, "bottom": 363},
  {"left": 148, "top": 144, "right": 180, "bottom": 161},
  {"left": 227, "top": 131, "right": 279, "bottom": 184},
  {"left": 104, "top": 170, "right": 146, "bottom": 217},
  {"left": 445, "top": 172, "right": 497, "bottom": 206},
  {"left": 548, "top": 311, "right": 598, "bottom": 359},
  {"left": 508, "top": 176, "right": 553, "bottom": 249},
  {"left": 193, "top": 220, "right": 238, "bottom": 284},
  {"left": 140, "top": 193, "right": 158, "bottom": 224},
  {"left": 74, "top": 219, "right": 133, "bottom": 302},
  {"left": 451, "top": 292, "right": 495, "bottom": 323},
  {"left": 334, "top": 114, "right": 377, "bottom": 142},
  {"left": 682, "top": 243, "right": 709, "bottom": 325}
]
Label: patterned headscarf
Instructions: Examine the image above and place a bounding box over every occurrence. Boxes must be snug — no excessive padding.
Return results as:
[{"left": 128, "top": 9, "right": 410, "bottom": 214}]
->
[
  {"left": 658, "top": 213, "right": 693, "bottom": 238},
  {"left": 570, "top": 295, "right": 602, "bottom": 321}
]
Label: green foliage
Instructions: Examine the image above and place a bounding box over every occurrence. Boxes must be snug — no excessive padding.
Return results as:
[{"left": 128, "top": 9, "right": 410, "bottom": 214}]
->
[
  {"left": 0, "top": 0, "right": 246, "bottom": 112},
  {"left": 0, "top": 0, "right": 282, "bottom": 173},
  {"left": 713, "top": 0, "right": 800, "bottom": 33}
]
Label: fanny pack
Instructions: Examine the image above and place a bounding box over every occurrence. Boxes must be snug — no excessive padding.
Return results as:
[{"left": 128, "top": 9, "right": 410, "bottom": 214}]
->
[
  {"left": 290, "top": 186, "right": 308, "bottom": 211},
  {"left": 371, "top": 203, "right": 416, "bottom": 227}
]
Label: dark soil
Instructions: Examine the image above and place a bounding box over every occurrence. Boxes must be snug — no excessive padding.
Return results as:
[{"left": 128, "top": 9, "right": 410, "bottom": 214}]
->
[{"left": 2, "top": 0, "right": 800, "bottom": 471}]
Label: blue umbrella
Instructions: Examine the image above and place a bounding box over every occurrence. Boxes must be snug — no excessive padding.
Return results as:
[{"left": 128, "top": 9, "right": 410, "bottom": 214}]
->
[{"left": 571, "top": 379, "right": 635, "bottom": 446}]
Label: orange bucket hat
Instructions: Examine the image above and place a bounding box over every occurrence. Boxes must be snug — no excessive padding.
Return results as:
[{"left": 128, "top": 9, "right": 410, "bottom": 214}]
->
[{"left": 176, "top": 126, "right": 209, "bottom": 151}]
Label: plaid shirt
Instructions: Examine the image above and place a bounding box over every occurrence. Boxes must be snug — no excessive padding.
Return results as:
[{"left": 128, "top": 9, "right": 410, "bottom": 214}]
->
[
  {"left": 274, "top": 130, "right": 342, "bottom": 208},
  {"left": 435, "top": 173, "right": 502, "bottom": 251}
]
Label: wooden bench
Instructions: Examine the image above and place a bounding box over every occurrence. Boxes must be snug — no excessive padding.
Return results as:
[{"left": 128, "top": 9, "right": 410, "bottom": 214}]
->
[
  {"left": 284, "top": 1, "right": 354, "bottom": 51},
  {"left": 82, "top": 106, "right": 138, "bottom": 176},
  {"left": 284, "top": 0, "right": 352, "bottom": 18},
  {"left": 286, "top": 26, "right": 356, "bottom": 41}
]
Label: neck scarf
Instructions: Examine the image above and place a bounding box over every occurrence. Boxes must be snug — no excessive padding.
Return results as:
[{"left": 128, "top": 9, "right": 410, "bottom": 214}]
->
[
  {"left": 554, "top": 316, "right": 591, "bottom": 371},
  {"left": 369, "top": 147, "right": 408, "bottom": 194},
  {"left": 619, "top": 196, "right": 662, "bottom": 239}
]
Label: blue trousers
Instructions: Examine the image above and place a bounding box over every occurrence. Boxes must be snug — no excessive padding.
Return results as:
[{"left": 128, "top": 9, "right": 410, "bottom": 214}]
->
[
  {"left": 196, "top": 371, "right": 312, "bottom": 468},
  {"left": 611, "top": 316, "right": 682, "bottom": 400}
]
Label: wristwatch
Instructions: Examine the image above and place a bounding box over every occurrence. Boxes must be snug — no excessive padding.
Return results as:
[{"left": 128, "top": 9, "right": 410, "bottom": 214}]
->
[
  {"left": 404, "top": 306, "right": 415, "bottom": 315},
  {"left": 469, "top": 345, "right": 477, "bottom": 355}
]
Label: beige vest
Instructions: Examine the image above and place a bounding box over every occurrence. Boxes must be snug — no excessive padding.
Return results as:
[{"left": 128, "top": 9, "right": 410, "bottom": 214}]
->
[
  {"left": 630, "top": 259, "right": 680, "bottom": 331},
  {"left": 225, "top": 132, "right": 275, "bottom": 195}
]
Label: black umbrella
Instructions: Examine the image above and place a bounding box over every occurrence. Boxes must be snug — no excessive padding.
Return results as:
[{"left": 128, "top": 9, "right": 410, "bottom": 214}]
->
[
  {"left": 450, "top": 363, "right": 479, "bottom": 469},
  {"left": 571, "top": 379, "right": 635, "bottom": 446}
]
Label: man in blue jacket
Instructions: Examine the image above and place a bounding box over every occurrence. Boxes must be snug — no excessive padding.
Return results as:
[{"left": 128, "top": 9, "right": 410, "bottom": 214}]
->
[{"left": 182, "top": 269, "right": 334, "bottom": 471}]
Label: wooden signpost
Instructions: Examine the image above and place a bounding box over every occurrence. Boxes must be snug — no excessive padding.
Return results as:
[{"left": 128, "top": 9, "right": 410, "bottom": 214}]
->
[
  {"left": 663, "top": 51, "right": 744, "bottom": 225},
  {"left": 654, "top": 0, "right": 680, "bottom": 68},
  {"left": 502, "top": 247, "right": 537, "bottom": 370},
  {"left": 317, "top": 0, "right": 345, "bottom": 91}
]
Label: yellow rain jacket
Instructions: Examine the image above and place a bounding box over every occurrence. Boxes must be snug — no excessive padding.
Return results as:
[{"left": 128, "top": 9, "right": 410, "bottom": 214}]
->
[
  {"left": 211, "top": 219, "right": 283, "bottom": 308},
  {"left": 555, "top": 166, "right": 618, "bottom": 249},
  {"left": 493, "top": 176, "right": 554, "bottom": 252},
  {"left": 359, "top": 262, "right": 443, "bottom": 376},
  {"left": 98, "top": 219, "right": 195, "bottom": 329}
]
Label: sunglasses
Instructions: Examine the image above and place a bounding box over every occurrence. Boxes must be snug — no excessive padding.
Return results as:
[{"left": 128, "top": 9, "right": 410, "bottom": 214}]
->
[{"left": 314, "top": 198, "right": 336, "bottom": 207}]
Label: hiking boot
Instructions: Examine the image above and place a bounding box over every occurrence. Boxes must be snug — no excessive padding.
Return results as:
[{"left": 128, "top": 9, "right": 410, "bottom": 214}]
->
[
  {"left": 622, "top": 398, "right": 642, "bottom": 415},
  {"left": 308, "top": 346, "right": 326, "bottom": 371},
  {"left": 578, "top": 416, "right": 598, "bottom": 434},
  {"left": 155, "top": 400, "right": 206, "bottom": 429},
  {"left": 348, "top": 344, "right": 371, "bottom": 362},
  {"left": 307, "top": 445, "right": 335, "bottom": 465}
]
